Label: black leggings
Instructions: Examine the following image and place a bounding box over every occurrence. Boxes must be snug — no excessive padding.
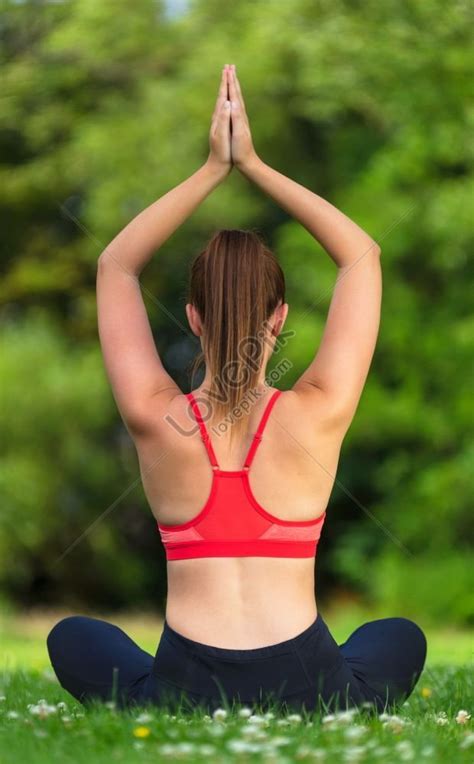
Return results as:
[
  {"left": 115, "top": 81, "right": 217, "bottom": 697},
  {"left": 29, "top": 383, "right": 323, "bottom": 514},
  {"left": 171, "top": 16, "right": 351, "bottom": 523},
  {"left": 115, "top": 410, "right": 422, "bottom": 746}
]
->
[{"left": 47, "top": 612, "right": 427, "bottom": 716}]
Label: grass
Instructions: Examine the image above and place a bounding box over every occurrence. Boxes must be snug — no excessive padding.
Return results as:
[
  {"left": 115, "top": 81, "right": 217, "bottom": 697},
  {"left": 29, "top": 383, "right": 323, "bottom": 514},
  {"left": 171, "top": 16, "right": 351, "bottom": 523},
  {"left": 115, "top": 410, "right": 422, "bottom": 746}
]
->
[{"left": 0, "top": 607, "right": 473, "bottom": 763}]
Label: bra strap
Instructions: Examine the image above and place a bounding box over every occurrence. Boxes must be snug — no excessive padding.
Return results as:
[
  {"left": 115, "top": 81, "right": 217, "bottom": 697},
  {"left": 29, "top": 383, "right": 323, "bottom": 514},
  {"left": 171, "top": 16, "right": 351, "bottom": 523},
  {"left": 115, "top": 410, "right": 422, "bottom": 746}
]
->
[
  {"left": 187, "top": 393, "right": 219, "bottom": 469},
  {"left": 243, "top": 390, "right": 282, "bottom": 471}
]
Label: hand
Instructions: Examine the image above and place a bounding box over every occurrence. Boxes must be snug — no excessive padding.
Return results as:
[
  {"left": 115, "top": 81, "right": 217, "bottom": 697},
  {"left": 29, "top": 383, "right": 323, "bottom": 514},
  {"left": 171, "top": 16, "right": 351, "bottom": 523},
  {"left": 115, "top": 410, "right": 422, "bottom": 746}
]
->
[
  {"left": 206, "top": 65, "right": 232, "bottom": 178},
  {"left": 227, "top": 64, "right": 258, "bottom": 170}
]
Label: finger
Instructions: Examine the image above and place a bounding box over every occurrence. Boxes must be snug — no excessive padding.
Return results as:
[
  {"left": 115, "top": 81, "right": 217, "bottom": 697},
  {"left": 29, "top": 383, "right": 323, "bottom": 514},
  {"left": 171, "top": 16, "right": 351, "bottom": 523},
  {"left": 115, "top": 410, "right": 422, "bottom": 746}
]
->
[
  {"left": 217, "top": 100, "right": 231, "bottom": 134},
  {"left": 218, "top": 97, "right": 232, "bottom": 123},
  {"left": 211, "top": 97, "right": 231, "bottom": 140},
  {"left": 232, "top": 66, "right": 244, "bottom": 102},
  {"left": 229, "top": 66, "right": 246, "bottom": 112},
  {"left": 227, "top": 64, "right": 239, "bottom": 108},
  {"left": 212, "top": 67, "right": 229, "bottom": 122},
  {"left": 212, "top": 67, "right": 227, "bottom": 118},
  {"left": 218, "top": 66, "right": 229, "bottom": 101}
]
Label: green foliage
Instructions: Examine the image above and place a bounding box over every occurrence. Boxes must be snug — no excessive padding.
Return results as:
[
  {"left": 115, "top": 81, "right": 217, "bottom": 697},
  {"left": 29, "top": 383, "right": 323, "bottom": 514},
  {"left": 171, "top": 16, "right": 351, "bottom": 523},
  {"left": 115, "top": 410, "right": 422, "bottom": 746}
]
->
[
  {"left": 1, "top": 0, "right": 472, "bottom": 622},
  {"left": 0, "top": 316, "right": 162, "bottom": 607},
  {"left": 371, "top": 553, "right": 474, "bottom": 625}
]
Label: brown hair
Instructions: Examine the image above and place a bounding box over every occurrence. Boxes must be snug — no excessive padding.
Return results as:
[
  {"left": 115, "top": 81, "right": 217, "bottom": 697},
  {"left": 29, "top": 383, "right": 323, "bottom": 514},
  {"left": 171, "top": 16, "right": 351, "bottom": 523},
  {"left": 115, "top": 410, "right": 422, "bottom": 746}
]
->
[{"left": 188, "top": 229, "right": 285, "bottom": 447}]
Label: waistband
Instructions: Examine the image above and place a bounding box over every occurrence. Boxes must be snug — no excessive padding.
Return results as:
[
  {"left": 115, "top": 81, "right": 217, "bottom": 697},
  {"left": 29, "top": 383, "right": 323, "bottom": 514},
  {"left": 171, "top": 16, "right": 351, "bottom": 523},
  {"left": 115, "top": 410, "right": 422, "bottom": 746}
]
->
[{"left": 162, "top": 613, "right": 323, "bottom": 660}]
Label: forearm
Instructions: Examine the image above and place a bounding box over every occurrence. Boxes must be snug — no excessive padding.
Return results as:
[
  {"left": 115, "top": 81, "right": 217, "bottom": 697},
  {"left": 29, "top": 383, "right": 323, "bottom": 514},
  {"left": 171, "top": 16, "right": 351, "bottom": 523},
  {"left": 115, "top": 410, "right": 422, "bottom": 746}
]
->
[
  {"left": 98, "top": 160, "right": 227, "bottom": 276},
  {"left": 240, "top": 158, "right": 380, "bottom": 267}
]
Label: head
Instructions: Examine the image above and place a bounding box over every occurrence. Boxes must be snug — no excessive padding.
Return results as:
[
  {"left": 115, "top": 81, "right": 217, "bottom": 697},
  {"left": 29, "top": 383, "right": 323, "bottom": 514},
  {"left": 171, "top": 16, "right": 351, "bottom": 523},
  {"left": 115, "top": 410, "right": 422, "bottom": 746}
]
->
[{"left": 185, "top": 229, "right": 288, "bottom": 446}]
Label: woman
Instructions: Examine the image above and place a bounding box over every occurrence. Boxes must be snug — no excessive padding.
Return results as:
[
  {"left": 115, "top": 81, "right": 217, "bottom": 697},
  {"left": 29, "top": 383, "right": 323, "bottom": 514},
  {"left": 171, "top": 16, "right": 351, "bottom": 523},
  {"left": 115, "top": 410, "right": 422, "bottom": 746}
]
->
[{"left": 47, "top": 64, "right": 426, "bottom": 716}]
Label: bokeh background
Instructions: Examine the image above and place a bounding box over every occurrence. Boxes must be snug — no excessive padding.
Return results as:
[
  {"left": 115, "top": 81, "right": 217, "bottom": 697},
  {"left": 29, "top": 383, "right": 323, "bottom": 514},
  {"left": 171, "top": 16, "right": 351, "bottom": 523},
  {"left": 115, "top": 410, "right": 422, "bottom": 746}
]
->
[{"left": 1, "top": 0, "right": 472, "bottom": 668}]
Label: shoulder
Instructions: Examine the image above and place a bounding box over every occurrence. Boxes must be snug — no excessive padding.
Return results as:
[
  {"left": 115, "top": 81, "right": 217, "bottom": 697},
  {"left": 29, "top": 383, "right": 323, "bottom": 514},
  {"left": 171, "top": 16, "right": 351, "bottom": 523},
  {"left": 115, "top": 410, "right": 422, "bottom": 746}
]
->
[
  {"left": 256, "top": 387, "right": 348, "bottom": 466},
  {"left": 132, "top": 385, "right": 349, "bottom": 445},
  {"left": 281, "top": 383, "right": 353, "bottom": 435}
]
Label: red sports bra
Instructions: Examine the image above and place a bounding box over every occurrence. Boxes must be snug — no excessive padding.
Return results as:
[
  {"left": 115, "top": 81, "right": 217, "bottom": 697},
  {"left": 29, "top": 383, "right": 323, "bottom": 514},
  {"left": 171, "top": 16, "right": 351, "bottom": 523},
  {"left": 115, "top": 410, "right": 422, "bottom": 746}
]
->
[{"left": 157, "top": 389, "right": 326, "bottom": 561}]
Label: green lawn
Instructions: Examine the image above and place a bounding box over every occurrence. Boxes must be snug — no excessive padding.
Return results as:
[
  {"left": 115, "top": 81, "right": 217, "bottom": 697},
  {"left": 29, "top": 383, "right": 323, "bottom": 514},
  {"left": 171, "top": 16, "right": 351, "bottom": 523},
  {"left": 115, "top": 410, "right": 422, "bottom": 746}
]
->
[{"left": 1, "top": 608, "right": 472, "bottom": 763}]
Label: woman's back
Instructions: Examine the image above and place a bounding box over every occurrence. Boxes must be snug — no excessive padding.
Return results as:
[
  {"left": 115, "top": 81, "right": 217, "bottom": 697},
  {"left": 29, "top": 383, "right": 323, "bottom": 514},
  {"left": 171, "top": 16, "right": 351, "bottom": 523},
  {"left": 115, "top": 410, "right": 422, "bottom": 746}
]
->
[{"left": 136, "top": 384, "right": 345, "bottom": 647}]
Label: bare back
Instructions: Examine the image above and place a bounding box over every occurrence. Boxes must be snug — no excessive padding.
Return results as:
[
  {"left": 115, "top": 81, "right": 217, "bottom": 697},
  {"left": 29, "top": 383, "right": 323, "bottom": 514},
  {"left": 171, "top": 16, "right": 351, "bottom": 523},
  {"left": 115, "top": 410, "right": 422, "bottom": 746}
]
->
[{"left": 135, "top": 385, "right": 345, "bottom": 647}]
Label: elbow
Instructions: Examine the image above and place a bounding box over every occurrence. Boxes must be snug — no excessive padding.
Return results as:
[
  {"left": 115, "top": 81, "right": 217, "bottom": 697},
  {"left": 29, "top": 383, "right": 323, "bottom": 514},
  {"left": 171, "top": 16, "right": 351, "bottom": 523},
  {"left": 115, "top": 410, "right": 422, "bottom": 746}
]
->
[
  {"left": 96, "top": 253, "right": 122, "bottom": 286},
  {"left": 371, "top": 241, "right": 382, "bottom": 258},
  {"left": 96, "top": 251, "right": 122, "bottom": 277},
  {"left": 97, "top": 251, "right": 141, "bottom": 280},
  {"left": 97, "top": 248, "right": 118, "bottom": 268},
  {"left": 97, "top": 252, "right": 110, "bottom": 274}
]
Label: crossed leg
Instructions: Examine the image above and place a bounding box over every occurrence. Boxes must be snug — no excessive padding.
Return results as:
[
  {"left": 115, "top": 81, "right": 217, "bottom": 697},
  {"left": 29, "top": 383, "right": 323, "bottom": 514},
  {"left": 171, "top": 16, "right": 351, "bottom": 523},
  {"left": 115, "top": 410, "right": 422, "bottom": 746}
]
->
[
  {"left": 338, "top": 616, "right": 428, "bottom": 711},
  {"left": 47, "top": 614, "right": 428, "bottom": 715},
  {"left": 47, "top": 615, "right": 155, "bottom": 708}
]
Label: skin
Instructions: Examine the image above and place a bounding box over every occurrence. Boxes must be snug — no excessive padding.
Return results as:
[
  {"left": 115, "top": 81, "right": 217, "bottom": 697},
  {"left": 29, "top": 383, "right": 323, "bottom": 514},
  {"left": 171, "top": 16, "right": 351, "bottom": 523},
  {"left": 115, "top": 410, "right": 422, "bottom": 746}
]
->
[{"left": 96, "top": 65, "right": 382, "bottom": 647}]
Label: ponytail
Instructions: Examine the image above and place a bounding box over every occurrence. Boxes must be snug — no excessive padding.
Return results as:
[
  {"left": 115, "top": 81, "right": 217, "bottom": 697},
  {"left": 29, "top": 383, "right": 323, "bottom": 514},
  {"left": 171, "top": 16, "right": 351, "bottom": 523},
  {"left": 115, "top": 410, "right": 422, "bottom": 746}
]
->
[{"left": 188, "top": 229, "right": 285, "bottom": 447}]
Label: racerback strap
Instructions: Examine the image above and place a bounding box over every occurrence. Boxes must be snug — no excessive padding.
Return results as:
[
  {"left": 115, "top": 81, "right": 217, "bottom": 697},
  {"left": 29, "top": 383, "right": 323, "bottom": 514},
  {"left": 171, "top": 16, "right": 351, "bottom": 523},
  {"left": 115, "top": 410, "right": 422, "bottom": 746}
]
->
[
  {"left": 187, "top": 389, "right": 282, "bottom": 472},
  {"left": 243, "top": 389, "right": 282, "bottom": 470},
  {"left": 187, "top": 392, "right": 220, "bottom": 469}
]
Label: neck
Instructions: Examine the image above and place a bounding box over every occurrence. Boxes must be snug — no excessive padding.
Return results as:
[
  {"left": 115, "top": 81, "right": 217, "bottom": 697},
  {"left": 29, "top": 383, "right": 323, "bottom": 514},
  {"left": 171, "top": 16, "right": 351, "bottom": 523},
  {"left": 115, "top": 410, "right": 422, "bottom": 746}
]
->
[{"left": 196, "top": 368, "right": 270, "bottom": 397}]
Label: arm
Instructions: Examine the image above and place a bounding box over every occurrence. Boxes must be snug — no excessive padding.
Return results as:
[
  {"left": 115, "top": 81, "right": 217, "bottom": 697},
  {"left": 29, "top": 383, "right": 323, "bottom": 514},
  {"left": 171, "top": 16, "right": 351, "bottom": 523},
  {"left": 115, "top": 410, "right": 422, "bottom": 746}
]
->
[
  {"left": 244, "top": 159, "right": 382, "bottom": 428},
  {"left": 242, "top": 159, "right": 381, "bottom": 428},
  {"left": 228, "top": 65, "right": 381, "bottom": 429},
  {"left": 97, "top": 67, "right": 233, "bottom": 437},
  {"left": 238, "top": 157, "right": 380, "bottom": 268}
]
